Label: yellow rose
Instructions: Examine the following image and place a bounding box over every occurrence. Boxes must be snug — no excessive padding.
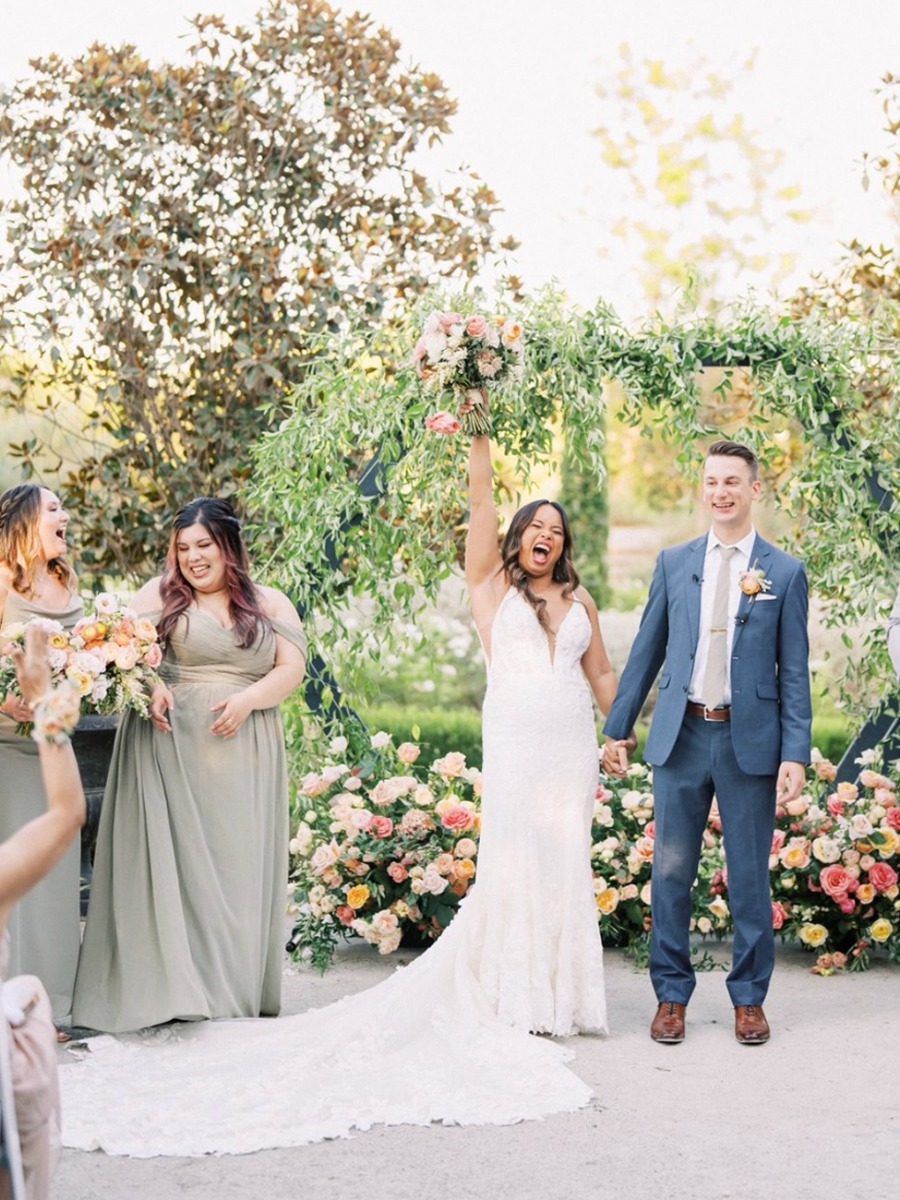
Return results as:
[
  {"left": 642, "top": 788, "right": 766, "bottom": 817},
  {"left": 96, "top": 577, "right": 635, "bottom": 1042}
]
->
[
  {"left": 596, "top": 887, "right": 620, "bottom": 915},
  {"left": 875, "top": 828, "right": 898, "bottom": 858},
  {"left": 346, "top": 884, "right": 370, "bottom": 910},
  {"left": 869, "top": 918, "right": 893, "bottom": 943},
  {"left": 799, "top": 923, "right": 828, "bottom": 947}
]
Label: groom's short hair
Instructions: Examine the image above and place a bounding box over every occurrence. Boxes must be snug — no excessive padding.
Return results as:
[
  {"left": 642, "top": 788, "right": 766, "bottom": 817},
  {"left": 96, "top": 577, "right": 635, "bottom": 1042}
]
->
[{"left": 706, "top": 439, "right": 759, "bottom": 481}]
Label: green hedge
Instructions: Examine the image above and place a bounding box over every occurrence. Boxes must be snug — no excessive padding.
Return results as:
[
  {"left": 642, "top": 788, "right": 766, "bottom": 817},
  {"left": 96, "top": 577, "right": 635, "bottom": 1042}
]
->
[{"left": 360, "top": 705, "right": 854, "bottom": 771}]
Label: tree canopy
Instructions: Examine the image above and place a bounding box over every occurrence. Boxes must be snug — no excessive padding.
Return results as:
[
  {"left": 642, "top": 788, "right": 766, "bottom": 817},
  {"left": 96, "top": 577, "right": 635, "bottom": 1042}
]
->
[{"left": 0, "top": 0, "right": 509, "bottom": 579}]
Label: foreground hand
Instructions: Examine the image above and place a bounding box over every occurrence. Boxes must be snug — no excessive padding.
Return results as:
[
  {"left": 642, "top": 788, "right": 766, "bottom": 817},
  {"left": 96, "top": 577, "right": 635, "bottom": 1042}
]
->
[
  {"left": 776, "top": 760, "right": 806, "bottom": 804},
  {"left": 210, "top": 691, "right": 253, "bottom": 739},
  {"left": 602, "top": 737, "right": 631, "bottom": 778},
  {"left": 150, "top": 682, "right": 176, "bottom": 733},
  {"left": 9, "top": 625, "right": 51, "bottom": 709}
]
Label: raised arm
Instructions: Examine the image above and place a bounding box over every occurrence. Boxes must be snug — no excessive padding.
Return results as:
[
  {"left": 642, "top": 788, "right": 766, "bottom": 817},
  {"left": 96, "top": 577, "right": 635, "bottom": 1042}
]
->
[
  {"left": 465, "top": 434, "right": 503, "bottom": 591},
  {"left": 0, "top": 626, "right": 86, "bottom": 929}
]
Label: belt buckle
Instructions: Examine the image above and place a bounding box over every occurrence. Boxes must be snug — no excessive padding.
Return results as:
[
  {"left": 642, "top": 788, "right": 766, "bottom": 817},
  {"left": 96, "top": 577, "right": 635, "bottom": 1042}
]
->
[{"left": 703, "top": 706, "right": 721, "bottom": 722}]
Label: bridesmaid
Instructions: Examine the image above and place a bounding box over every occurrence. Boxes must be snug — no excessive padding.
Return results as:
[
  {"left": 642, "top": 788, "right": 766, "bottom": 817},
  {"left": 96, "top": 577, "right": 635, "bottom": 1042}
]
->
[
  {"left": 73, "top": 497, "right": 306, "bottom": 1033},
  {"left": 0, "top": 484, "right": 82, "bottom": 1027}
]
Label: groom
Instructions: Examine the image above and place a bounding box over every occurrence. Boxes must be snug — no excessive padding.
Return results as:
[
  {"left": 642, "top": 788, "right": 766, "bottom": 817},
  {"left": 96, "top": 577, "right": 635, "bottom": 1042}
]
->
[{"left": 603, "top": 440, "right": 810, "bottom": 1045}]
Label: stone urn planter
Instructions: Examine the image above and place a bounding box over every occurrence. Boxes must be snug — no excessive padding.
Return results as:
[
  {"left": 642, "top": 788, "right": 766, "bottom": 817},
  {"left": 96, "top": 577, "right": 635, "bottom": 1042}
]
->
[{"left": 72, "top": 714, "right": 118, "bottom": 915}]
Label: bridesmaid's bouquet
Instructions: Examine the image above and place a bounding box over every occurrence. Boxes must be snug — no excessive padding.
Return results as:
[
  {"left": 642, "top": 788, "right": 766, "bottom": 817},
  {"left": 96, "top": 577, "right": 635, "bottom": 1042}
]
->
[
  {"left": 412, "top": 310, "right": 525, "bottom": 436},
  {"left": 0, "top": 593, "right": 163, "bottom": 733}
]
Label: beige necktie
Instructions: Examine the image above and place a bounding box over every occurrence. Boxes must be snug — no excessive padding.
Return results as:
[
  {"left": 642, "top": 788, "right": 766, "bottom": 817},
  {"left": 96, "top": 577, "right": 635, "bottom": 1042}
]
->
[{"left": 701, "top": 545, "right": 737, "bottom": 710}]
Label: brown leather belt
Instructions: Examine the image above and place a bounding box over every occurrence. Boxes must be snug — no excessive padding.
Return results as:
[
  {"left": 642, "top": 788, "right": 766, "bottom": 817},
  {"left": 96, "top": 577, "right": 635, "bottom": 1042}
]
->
[{"left": 686, "top": 702, "right": 731, "bottom": 722}]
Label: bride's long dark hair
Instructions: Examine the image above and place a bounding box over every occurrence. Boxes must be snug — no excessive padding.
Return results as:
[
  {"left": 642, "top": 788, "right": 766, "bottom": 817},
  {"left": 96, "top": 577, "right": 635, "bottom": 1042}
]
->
[
  {"left": 158, "top": 497, "right": 270, "bottom": 650},
  {"left": 499, "top": 499, "right": 579, "bottom": 629}
]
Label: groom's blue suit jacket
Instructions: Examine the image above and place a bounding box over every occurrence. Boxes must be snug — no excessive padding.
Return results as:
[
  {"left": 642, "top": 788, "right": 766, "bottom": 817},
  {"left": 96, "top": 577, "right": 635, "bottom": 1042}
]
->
[{"left": 604, "top": 533, "right": 812, "bottom": 776}]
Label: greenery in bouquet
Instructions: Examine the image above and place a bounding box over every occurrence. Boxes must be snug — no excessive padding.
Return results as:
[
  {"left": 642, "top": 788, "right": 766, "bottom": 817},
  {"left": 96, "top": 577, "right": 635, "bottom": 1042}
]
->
[
  {"left": 413, "top": 308, "right": 524, "bottom": 436},
  {"left": 0, "top": 592, "right": 163, "bottom": 731},
  {"left": 289, "top": 731, "right": 483, "bottom": 971}
]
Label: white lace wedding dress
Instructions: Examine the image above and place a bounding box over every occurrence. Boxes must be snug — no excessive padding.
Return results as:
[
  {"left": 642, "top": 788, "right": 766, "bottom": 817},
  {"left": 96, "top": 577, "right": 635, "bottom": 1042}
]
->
[{"left": 61, "top": 588, "right": 606, "bottom": 1156}]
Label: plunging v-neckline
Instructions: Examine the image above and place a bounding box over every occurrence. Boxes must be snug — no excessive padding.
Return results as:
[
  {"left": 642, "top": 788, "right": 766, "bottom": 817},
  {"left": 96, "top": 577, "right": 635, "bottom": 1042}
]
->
[
  {"left": 545, "top": 599, "right": 576, "bottom": 667},
  {"left": 190, "top": 606, "right": 235, "bottom": 633}
]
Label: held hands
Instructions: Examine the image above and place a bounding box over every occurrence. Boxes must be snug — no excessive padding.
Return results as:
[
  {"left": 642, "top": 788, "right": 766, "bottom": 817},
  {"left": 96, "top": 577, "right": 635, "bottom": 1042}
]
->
[
  {"left": 602, "top": 734, "right": 636, "bottom": 778},
  {"left": 210, "top": 690, "right": 254, "bottom": 739}
]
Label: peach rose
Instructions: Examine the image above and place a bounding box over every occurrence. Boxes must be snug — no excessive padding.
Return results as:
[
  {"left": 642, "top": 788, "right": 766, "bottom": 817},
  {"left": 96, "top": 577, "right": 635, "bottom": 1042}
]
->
[
  {"left": 455, "top": 857, "right": 476, "bottom": 880},
  {"left": 433, "top": 751, "right": 466, "bottom": 779},
  {"left": 596, "top": 887, "right": 620, "bottom": 915},
  {"left": 465, "top": 314, "right": 487, "bottom": 338},
  {"left": 868, "top": 861, "right": 899, "bottom": 893},
  {"left": 837, "top": 781, "right": 859, "bottom": 801},
  {"left": 855, "top": 883, "right": 876, "bottom": 905},
  {"left": 397, "top": 742, "right": 421, "bottom": 764},
  {"left": 455, "top": 837, "right": 478, "bottom": 858},
  {"left": 425, "top": 411, "right": 461, "bottom": 436},
  {"left": 779, "top": 837, "right": 811, "bottom": 870}
]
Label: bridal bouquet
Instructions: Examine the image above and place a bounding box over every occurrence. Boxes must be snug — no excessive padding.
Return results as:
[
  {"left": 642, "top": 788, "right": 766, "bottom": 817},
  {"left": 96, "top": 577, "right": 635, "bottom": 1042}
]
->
[
  {"left": 412, "top": 309, "right": 525, "bottom": 436},
  {"left": 0, "top": 592, "right": 163, "bottom": 731}
]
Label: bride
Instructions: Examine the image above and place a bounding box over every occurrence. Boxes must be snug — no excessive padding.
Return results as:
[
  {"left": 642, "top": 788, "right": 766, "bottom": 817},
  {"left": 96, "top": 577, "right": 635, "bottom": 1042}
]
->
[{"left": 61, "top": 427, "right": 629, "bottom": 1156}]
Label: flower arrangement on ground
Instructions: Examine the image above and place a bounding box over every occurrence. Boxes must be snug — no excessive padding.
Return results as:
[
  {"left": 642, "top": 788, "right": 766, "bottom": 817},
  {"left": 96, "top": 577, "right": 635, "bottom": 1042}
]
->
[
  {"left": 290, "top": 738, "right": 900, "bottom": 973},
  {"left": 289, "top": 731, "right": 483, "bottom": 970},
  {"left": 412, "top": 309, "right": 524, "bottom": 436},
  {"left": 0, "top": 592, "right": 163, "bottom": 730}
]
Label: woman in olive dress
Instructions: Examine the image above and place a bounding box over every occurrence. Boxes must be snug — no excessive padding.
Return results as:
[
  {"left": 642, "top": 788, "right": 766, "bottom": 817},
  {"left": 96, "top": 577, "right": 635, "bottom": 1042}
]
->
[
  {"left": 72, "top": 497, "right": 306, "bottom": 1033},
  {"left": 0, "top": 484, "right": 82, "bottom": 1024}
]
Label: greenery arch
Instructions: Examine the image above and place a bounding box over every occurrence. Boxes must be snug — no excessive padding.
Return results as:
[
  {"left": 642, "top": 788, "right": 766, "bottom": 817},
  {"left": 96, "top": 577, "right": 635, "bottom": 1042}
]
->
[{"left": 248, "top": 286, "right": 900, "bottom": 720}]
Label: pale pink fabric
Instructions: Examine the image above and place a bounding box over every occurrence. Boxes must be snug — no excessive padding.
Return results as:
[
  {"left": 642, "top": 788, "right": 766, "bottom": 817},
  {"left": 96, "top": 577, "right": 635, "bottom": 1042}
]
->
[{"left": 1, "top": 930, "right": 61, "bottom": 1200}]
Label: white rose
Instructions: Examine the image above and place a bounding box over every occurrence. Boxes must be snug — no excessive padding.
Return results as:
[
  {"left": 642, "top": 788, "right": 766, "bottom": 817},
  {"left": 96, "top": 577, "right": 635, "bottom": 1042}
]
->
[
  {"left": 812, "top": 837, "right": 841, "bottom": 864},
  {"left": 344, "top": 776, "right": 363, "bottom": 792},
  {"left": 370, "top": 731, "right": 392, "bottom": 750},
  {"left": 621, "top": 790, "right": 642, "bottom": 810},
  {"left": 329, "top": 735, "right": 348, "bottom": 754},
  {"left": 594, "top": 804, "right": 614, "bottom": 827}
]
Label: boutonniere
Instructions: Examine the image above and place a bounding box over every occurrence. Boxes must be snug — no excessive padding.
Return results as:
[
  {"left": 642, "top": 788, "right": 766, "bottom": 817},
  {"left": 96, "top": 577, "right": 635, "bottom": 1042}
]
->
[{"left": 739, "top": 563, "right": 772, "bottom": 597}]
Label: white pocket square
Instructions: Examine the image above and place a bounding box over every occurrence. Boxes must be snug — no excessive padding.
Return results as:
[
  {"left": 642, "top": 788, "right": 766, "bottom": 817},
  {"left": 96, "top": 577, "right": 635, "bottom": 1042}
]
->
[{"left": 754, "top": 593, "right": 778, "bottom": 601}]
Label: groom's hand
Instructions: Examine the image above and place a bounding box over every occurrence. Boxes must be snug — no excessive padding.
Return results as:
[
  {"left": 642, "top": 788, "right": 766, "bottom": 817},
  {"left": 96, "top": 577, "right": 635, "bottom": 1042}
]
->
[
  {"left": 776, "top": 760, "right": 806, "bottom": 804},
  {"left": 602, "top": 737, "right": 630, "bottom": 778}
]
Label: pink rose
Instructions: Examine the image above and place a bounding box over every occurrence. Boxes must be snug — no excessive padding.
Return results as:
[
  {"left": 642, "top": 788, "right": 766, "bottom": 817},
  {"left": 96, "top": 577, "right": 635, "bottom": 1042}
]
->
[
  {"left": 885, "top": 807, "right": 900, "bottom": 832},
  {"left": 644, "top": 821, "right": 655, "bottom": 838},
  {"left": 819, "top": 863, "right": 857, "bottom": 900},
  {"left": 439, "top": 311, "right": 462, "bottom": 334},
  {"left": 424, "top": 411, "right": 461, "bottom": 436},
  {"left": 142, "top": 642, "right": 163, "bottom": 668},
  {"left": 868, "top": 861, "right": 899, "bottom": 893},
  {"left": 771, "top": 829, "right": 786, "bottom": 854},
  {"left": 441, "top": 806, "right": 475, "bottom": 832},
  {"left": 771, "top": 901, "right": 787, "bottom": 930},
  {"left": 369, "top": 780, "right": 398, "bottom": 807},
  {"left": 397, "top": 742, "right": 421, "bottom": 764},
  {"left": 387, "top": 862, "right": 408, "bottom": 883},
  {"left": 826, "top": 796, "right": 844, "bottom": 817},
  {"left": 838, "top": 896, "right": 856, "bottom": 913},
  {"left": 465, "top": 314, "right": 487, "bottom": 338},
  {"left": 370, "top": 815, "right": 394, "bottom": 839}
]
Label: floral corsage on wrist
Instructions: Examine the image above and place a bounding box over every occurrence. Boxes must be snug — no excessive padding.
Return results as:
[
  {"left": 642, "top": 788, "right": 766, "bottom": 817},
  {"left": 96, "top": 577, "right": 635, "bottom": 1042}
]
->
[
  {"left": 739, "top": 565, "right": 772, "bottom": 597},
  {"left": 31, "top": 683, "right": 82, "bottom": 746}
]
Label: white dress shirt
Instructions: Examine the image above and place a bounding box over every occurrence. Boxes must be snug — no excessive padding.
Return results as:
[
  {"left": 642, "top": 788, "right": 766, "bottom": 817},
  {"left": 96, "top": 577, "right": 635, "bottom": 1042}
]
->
[{"left": 688, "top": 527, "right": 757, "bottom": 705}]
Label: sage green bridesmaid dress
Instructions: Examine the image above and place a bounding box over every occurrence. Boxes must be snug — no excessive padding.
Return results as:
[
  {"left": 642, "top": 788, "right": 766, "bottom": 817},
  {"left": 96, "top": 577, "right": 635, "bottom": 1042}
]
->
[
  {"left": 0, "top": 590, "right": 83, "bottom": 1020},
  {"left": 72, "top": 610, "right": 306, "bottom": 1033}
]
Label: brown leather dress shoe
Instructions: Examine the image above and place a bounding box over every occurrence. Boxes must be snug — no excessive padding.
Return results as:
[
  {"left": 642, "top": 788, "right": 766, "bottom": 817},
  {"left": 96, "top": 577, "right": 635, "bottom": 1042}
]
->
[
  {"left": 650, "top": 1001, "right": 686, "bottom": 1043},
  {"left": 734, "top": 1004, "right": 770, "bottom": 1044}
]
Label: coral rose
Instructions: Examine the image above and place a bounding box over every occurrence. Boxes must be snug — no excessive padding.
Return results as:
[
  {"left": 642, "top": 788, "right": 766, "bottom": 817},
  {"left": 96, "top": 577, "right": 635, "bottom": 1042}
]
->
[
  {"left": 771, "top": 901, "right": 787, "bottom": 930},
  {"left": 868, "top": 861, "right": 899, "bottom": 892},
  {"left": 336, "top": 905, "right": 355, "bottom": 926},
  {"left": 441, "top": 806, "right": 475, "bottom": 832},
  {"left": 369, "top": 815, "right": 394, "bottom": 839}
]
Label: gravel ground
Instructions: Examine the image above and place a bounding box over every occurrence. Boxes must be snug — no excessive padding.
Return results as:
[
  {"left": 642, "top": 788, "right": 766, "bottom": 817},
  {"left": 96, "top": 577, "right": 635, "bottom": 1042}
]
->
[{"left": 56, "top": 939, "right": 899, "bottom": 1200}]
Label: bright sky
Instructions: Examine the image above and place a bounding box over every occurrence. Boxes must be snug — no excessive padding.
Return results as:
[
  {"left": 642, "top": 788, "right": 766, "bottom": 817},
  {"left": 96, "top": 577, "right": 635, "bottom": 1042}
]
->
[{"left": 3, "top": 0, "right": 899, "bottom": 316}]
